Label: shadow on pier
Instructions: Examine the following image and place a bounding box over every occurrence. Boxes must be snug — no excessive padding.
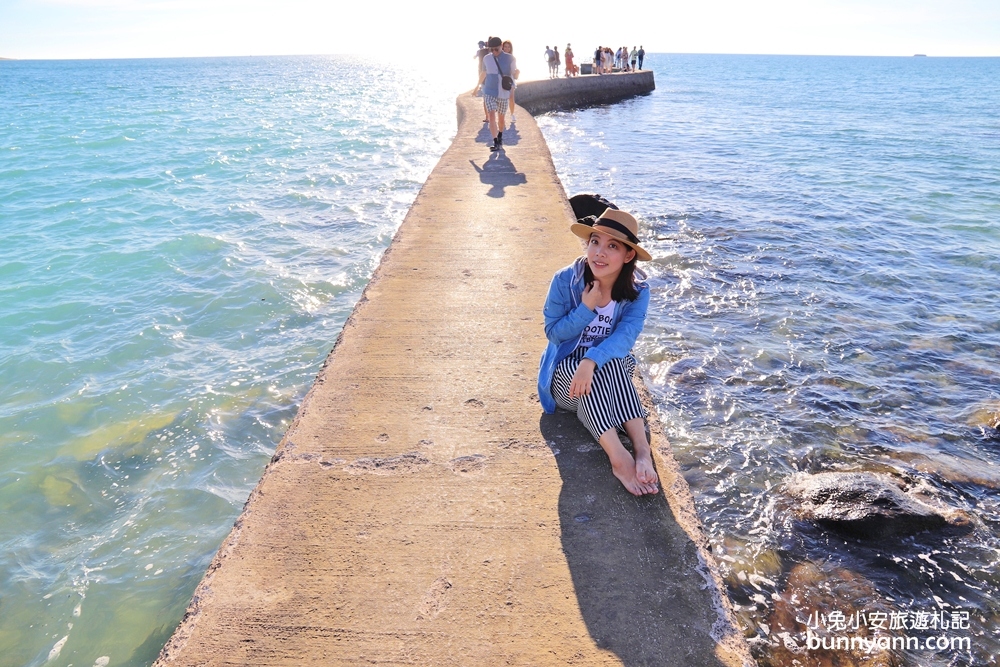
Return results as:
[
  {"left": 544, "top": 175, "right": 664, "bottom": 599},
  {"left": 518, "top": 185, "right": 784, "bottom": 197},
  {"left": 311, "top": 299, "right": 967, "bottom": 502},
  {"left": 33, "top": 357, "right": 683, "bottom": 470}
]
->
[
  {"left": 540, "top": 412, "right": 729, "bottom": 667},
  {"left": 469, "top": 151, "right": 527, "bottom": 198}
]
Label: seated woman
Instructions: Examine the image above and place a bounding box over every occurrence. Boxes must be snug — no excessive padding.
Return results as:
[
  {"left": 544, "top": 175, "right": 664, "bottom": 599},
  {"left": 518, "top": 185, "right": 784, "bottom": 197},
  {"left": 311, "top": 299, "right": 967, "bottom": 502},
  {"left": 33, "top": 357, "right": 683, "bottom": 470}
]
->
[{"left": 538, "top": 209, "right": 659, "bottom": 496}]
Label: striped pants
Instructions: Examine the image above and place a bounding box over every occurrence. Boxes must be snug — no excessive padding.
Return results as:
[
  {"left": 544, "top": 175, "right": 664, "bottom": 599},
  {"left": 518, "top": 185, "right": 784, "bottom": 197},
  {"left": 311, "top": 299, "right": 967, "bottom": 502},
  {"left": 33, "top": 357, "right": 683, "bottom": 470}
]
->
[{"left": 551, "top": 347, "right": 648, "bottom": 442}]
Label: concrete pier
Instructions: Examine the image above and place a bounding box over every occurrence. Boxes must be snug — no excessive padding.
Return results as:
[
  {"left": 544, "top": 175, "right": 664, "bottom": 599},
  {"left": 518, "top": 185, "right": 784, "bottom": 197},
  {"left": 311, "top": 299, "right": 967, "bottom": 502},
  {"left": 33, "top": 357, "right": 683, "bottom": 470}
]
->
[
  {"left": 154, "top": 73, "right": 753, "bottom": 667},
  {"left": 515, "top": 70, "right": 655, "bottom": 114}
]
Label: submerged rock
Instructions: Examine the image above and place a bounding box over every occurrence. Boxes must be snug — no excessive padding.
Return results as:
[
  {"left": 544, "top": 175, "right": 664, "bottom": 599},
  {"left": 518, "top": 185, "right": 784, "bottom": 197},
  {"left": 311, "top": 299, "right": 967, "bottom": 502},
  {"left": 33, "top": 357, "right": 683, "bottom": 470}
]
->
[
  {"left": 967, "top": 400, "right": 1000, "bottom": 435},
  {"left": 892, "top": 451, "right": 1000, "bottom": 490},
  {"left": 783, "top": 472, "right": 961, "bottom": 538},
  {"left": 763, "top": 562, "right": 899, "bottom": 667}
]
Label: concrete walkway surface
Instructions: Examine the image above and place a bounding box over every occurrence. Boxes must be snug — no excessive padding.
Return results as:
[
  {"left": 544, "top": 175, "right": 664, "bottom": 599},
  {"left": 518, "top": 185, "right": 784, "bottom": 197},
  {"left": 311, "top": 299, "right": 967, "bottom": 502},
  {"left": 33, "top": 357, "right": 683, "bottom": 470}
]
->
[{"left": 154, "top": 80, "right": 754, "bottom": 667}]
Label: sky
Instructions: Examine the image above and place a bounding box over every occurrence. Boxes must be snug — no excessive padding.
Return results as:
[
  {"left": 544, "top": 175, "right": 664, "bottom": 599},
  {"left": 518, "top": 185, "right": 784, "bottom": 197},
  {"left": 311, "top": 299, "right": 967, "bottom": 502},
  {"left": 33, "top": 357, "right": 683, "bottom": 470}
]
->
[{"left": 1, "top": 0, "right": 998, "bottom": 61}]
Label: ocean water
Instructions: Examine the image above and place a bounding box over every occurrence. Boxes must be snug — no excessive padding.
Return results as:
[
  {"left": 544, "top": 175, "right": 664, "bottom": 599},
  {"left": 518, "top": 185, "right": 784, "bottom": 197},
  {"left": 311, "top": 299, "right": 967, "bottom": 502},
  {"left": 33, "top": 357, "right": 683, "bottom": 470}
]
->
[
  {"left": 5, "top": 53, "right": 1000, "bottom": 667},
  {"left": 538, "top": 54, "right": 1000, "bottom": 666},
  {"left": 0, "top": 56, "right": 463, "bottom": 667}
]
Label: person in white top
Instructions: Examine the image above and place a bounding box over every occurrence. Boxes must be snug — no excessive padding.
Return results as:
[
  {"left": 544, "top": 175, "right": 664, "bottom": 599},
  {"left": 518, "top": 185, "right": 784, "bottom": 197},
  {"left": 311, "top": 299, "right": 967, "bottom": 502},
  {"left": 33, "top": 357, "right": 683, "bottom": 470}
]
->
[{"left": 541, "top": 209, "right": 659, "bottom": 496}]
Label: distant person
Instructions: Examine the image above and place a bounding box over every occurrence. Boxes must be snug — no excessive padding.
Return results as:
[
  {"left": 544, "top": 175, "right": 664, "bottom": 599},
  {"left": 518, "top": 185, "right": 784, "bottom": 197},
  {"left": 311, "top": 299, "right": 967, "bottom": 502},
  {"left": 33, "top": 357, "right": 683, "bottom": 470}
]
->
[
  {"left": 553, "top": 42, "right": 561, "bottom": 77},
  {"left": 594, "top": 46, "right": 602, "bottom": 75},
  {"left": 545, "top": 45, "right": 556, "bottom": 78},
  {"left": 638, "top": 45, "right": 645, "bottom": 70},
  {"left": 564, "top": 44, "right": 577, "bottom": 77},
  {"left": 501, "top": 40, "right": 520, "bottom": 123},
  {"left": 622, "top": 45, "right": 630, "bottom": 71},
  {"left": 474, "top": 39, "right": 490, "bottom": 122},
  {"left": 538, "top": 208, "right": 659, "bottom": 496},
  {"left": 475, "top": 36, "right": 515, "bottom": 152},
  {"left": 630, "top": 46, "right": 638, "bottom": 71},
  {"left": 615, "top": 46, "right": 623, "bottom": 70}
]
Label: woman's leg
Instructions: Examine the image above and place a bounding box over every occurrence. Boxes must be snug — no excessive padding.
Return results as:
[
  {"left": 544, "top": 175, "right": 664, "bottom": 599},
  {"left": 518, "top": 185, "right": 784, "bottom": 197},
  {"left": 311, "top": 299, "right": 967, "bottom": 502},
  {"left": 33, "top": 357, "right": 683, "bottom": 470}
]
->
[
  {"left": 576, "top": 355, "right": 657, "bottom": 495},
  {"left": 623, "top": 417, "right": 658, "bottom": 488},
  {"left": 552, "top": 351, "right": 656, "bottom": 496},
  {"left": 597, "top": 426, "right": 657, "bottom": 496}
]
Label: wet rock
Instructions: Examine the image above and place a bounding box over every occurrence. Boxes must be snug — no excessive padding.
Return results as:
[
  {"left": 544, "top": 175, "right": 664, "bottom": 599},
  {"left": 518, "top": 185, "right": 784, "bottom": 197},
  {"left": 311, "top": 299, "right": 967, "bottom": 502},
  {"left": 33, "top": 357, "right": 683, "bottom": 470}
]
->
[
  {"left": 967, "top": 400, "right": 1000, "bottom": 435},
  {"left": 717, "top": 535, "right": 783, "bottom": 591},
  {"left": 762, "top": 562, "right": 899, "bottom": 667},
  {"left": 892, "top": 451, "right": 1000, "bottom": 490},
  {"left": 783, "top": 472, "right": 952, "bottom": 538}
]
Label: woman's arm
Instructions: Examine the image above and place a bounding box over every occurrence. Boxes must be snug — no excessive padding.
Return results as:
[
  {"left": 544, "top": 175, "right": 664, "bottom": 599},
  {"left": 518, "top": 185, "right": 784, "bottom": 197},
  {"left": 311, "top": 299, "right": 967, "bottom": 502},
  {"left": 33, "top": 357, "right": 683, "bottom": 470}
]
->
[
  {"left": 583, "top": 287, "right": 650, "bottom": 368},
  {"left": 543, "top": 272, "right": 593, "bottom": 346}
]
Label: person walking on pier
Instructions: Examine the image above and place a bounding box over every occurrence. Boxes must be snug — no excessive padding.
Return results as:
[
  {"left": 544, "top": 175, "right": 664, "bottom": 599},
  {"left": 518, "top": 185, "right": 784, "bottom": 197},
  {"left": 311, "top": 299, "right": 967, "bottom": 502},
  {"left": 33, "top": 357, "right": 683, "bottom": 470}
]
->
[
  {"left": 474, "top": 40, "right": 490, "bottom": 122},
  {"left": 474, "top": 36, "right": 515, "bottom": 152},
  {"left": 637, "top": 45, "right": 645, "bottom": 70},
  {"left": 545, "top": 45, "right": 557, "bottom": 78},
  {"left": 501, "top": 40, "right": 520, "bottom": 123},
  {"left": 538, "top": 209, "right": 659, "bottom": 496},
  {"left": 629, "top": 46, "right": 638, "bottom": 71}
]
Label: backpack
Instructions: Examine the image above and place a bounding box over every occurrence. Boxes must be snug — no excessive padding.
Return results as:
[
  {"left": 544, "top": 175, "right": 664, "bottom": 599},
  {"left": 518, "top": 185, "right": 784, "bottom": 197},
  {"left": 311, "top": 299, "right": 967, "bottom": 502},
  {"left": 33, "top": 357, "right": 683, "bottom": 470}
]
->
[{"left": 569, "top": 193, "right": 619, "bottom": 222}]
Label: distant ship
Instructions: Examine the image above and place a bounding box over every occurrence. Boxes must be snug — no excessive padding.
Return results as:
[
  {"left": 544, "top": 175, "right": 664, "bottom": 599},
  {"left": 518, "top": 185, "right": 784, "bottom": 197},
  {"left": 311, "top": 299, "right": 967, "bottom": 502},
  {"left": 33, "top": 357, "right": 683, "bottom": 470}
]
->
[{"left": 914, "top": 54, "right": 928, "bottom": 57}]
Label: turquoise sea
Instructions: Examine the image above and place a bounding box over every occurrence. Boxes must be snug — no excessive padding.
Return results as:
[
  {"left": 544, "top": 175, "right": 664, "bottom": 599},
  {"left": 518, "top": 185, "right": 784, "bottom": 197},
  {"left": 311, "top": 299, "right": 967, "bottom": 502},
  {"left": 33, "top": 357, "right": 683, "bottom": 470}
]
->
[
  {"left": 3, "top": 54, "right": 1000, "bottom": 666},
  {"left": 1, "top": 56, "right": 461, "bottom": 667}
]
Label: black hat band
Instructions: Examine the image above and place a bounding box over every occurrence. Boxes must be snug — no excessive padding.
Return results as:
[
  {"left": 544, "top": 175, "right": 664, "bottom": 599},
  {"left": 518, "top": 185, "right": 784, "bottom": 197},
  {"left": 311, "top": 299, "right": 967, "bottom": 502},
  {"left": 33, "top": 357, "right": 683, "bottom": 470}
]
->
[{"left": 593, "top": 219, "right": 638, "bottom": 245}]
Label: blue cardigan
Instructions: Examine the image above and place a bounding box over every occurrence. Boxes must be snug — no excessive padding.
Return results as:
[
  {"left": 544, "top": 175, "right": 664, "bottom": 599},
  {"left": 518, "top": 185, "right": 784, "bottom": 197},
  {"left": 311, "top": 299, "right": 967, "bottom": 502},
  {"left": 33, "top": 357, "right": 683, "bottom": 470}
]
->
[{"left": 537, "top": 257, "right": 650, "bottom": 414}]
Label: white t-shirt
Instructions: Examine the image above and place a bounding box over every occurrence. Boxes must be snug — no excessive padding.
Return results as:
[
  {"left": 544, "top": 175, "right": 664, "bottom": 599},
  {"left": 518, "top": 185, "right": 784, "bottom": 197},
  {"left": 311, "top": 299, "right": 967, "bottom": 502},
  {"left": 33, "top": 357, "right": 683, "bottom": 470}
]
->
[{"left": 578, "top": 301, "right": 616, "bottom": 348}]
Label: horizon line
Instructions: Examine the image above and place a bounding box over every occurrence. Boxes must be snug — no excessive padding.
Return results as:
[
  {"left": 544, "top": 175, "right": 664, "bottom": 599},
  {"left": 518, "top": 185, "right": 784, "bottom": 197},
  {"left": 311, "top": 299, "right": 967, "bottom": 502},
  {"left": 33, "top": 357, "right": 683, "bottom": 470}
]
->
[{"left": 3, "top": 51, "right": 1000, "bottom": 63}]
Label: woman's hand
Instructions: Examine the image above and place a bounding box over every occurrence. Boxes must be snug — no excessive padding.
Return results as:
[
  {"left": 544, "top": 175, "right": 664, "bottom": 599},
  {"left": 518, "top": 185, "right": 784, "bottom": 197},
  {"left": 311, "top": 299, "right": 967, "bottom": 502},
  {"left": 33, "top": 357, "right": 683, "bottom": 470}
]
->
[
  {"left": 569, "top": 359, "right": 597, "bottom": 398},
  {"left": 581, "top": 281, "right": 602, "bottom": 310}
]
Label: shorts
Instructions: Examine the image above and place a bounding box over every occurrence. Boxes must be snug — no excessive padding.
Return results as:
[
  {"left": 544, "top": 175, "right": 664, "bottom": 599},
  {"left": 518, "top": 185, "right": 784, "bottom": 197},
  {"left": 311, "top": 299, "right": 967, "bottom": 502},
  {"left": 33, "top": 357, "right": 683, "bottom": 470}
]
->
[{"left": 483, "top": 95, "right": 509, "bottom": 114}]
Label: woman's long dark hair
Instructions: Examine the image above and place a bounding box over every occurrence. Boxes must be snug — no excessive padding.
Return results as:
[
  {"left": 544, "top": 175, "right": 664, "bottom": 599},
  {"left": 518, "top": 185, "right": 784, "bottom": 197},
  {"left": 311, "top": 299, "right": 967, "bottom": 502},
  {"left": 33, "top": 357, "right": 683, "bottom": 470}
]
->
[{"left": 583, "top": 255, "right": 640, "bottom": 302}]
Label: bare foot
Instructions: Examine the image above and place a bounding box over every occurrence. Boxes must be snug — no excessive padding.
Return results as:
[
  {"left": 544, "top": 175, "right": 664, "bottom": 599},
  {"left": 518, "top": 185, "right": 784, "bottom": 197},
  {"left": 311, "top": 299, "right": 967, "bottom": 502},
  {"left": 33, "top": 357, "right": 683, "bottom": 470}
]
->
[
  {"left": 621, "top": 418, "right": 659, "bottom": 495},
  {"left": 600, "top": 425, "right": 658, "bottom": 496},
  {"left": 609, "top": 452, "right": 644, "bottom": 496},
  {"left": 634, "top": 450, "right": 659, "bottom": 494}
]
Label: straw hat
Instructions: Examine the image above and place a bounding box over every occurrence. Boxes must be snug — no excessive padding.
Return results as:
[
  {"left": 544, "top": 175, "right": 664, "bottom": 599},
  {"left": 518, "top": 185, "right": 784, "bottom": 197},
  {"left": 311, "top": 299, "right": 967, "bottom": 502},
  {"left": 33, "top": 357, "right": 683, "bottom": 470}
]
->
[{"left": 570, "top": 209, "right": 651, "bottom": 261}]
